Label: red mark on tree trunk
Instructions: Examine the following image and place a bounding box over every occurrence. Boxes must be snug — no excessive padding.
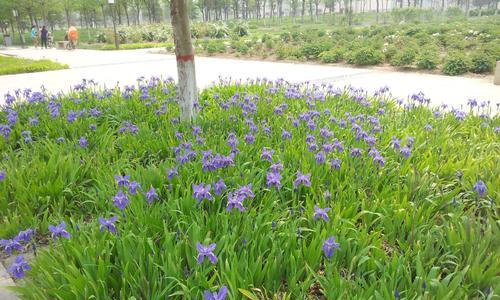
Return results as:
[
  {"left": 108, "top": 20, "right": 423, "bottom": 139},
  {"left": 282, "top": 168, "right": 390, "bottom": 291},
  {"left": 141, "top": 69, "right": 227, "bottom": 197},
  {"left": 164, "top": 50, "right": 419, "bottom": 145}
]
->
[{"left": 176, "top": 54, "right": 195, "bottom": 62}]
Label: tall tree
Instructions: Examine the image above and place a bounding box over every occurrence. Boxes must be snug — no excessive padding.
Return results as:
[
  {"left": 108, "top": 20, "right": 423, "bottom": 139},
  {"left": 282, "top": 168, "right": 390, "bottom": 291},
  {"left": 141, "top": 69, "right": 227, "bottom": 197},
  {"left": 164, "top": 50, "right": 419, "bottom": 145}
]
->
[{"left": 170, "top": 0, "right": 197, "bottom": 122}]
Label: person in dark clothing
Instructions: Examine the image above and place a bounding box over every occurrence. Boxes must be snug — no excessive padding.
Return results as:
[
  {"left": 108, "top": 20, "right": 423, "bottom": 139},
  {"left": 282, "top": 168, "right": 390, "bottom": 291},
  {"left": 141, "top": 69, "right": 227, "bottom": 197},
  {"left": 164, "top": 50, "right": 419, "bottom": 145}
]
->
[{"left": 41, "top": 26, "right": 48, "bottom": 49}]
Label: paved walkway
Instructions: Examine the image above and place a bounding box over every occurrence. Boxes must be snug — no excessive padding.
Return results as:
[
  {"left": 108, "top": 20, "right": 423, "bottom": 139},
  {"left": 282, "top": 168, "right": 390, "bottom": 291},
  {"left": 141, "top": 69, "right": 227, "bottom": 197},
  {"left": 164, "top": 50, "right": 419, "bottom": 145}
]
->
[
  {"left": 0, "top": 47, "right": 499, "bottom": 110},
  {"left": 0, "top": 261, "right": 18, "bottom": 300}
]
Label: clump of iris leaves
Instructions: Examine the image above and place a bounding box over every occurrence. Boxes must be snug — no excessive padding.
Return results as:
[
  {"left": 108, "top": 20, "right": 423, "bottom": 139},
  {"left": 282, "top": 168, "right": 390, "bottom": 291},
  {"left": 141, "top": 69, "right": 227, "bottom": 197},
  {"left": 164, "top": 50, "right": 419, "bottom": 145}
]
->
[{"left": 0, "top": 77, "right": 498, "bottom": 299}]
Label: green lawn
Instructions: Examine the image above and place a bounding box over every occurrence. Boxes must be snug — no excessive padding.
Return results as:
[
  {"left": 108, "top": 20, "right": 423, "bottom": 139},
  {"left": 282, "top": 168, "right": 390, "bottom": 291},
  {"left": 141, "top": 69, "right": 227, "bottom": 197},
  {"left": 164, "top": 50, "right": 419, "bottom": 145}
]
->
[{"left": 0, "top": 55, "right": 68, "bottom": 75}]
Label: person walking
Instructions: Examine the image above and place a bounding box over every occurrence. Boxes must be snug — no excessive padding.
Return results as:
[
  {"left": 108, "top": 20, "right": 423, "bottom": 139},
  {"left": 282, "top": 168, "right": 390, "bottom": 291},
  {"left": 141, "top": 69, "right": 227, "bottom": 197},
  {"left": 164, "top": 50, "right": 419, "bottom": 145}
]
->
[
  {"left": 30, "top": 26, "right": 39, "bottom": 48},
  {"left": 67, "top": 26, "right": 79, "bottom": 50},
  {"left": 40, "top": 26, "right": 48, "bottom": 49}
]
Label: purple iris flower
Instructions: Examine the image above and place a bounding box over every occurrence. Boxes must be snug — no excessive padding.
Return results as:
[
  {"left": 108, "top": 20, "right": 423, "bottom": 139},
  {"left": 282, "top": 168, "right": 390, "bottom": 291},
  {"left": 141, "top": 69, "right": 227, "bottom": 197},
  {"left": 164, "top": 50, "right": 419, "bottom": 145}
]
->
[
  {"left": 373, "top": 155, "right": 386, "bottom": 167},
  {"left": 424, "top": 124, "right": 433, "bottom": 131},
  {"left": 127, "top": 181, "right": 141, "bottom": 195},
  {"left": 307, "top": 142, "right": 318, "bottom": 152},
  {"left": 315, "top": 151, "right": 326, "bottom": 165},
  {"left": 0, "top": 170, "right": 6, "bottom": 181},
  {"left": 67, "top": 110, "right": 77, "bottom": 123},
  {"left": 473, "top": 180, "right": 487, "bottom": 197},
  {"left": 227, "top": 193, "right": 246, "bottom": 212},
  {"left": 333, "top": 140, "right": 344, "bottom": 153},
  {"left": 79, "top": 137, "right": 88, "bottom": 148},
  {"left": 306, "top": 134, "right": 316, "bottom": 143},
  {"left": 99, "top": 216, "right": 118, "bottom": 233},
  {"left": 322, "top": 236, "right": 340, "bottom": 259},
  {"left": 193, "top": 183, "right": 213, "bottom": 203},
  {"left": 6, "top": 110, "right": 17, "bottom": 125},
  {"left": 293, "top": 172, "right": 311, "bottom": 188},
  {"left": 29, "top": 117, "right": 39, "bottom": 126},
  {"left": 330, "top": 159, "right": 341, "bottom": 170},
  {"left": 400, "top": 146, "right": 411, "bottom": 158},
  {"left": 175, "top": 131, "right": 183, "bottom": 141},
  {"left": 266, "top": 171, "right": 282, "bottom": 189},
  {"left": 244, "top": 133, "right": 255, "bottom": 144},
  {"left": 307, "top": 120, "right": 316, "bottom": 130},
  {"left": 167, "top": 167, "right": 178, "bottom": 180},
  {"left": 204, "top": 286, "right": 228, "bottom": 300},
  {"left": 48, "top": 221, "right": 71, "bottom": 240},
  {"left": 235, "top": 184, "right": 254, "bottom": 200},
  {"left": 350, "top": 148, "right": 362, "bottom": 157},
  {"left": 314, "top": 205, "right": 330, "bottom": 222},
  {"left": 281, "top": 130, "right": 292, "bottom": 140},
  {"left": 7, "top": 256, "right": 31, "bottom": 279},
  {"left": 320, "top": 127, "right": 333, "bottom": 139},
  {"left": 261, "top": 148, "right": 274, "bottom": 162},
  {"left": 113, "top": 191, "right": 130, "bottom": 210},
  {"left": 145, "top": 187, "right": 159, "bottom": 204},
  {"left": 323, "top": 143, "right": 334, "bottom": 153},
  {"left": 214, "top": 179, "right": 227, "bottom": 196},
  {"left": 0, "top": 238, "right": 24, "bottom": 254},
  {"left": 269, "top": 162, "right": 284, "bottom": 173},
  {"left": 89, "top": 107, "right": 101, "bottom": 117},
  {"left": 115, "top": 175, "right": 130, "bottom": 188},
  {"left": 196, "top": 243, "right": 217, "bottom": 264},
  {"left": 192, "top": 126, "right": 202, "bottom": 135},
  {"left": 365, "top": 135, "right": 377, "bottom": 147},
  {"left": 227, "top": 133, "right": 239, "bottom": 149},
  {"left": 16, "top": 229, "right": 34, "bottom": 242},
  {"left": 390, "top": 137, "right": 401, "bottom": 149}
]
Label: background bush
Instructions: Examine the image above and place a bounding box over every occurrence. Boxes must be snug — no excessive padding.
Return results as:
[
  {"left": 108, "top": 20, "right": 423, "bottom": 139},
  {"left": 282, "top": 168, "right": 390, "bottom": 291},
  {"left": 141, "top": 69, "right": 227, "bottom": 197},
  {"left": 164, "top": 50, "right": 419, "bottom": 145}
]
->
[
  {"left": 469, "top": 52, "right": 494, "bottom": 73},
  {"left": 390, "top": 48, "right": 417, "bottom": 67},
  {"left": 442, "top": 54, "right": 470, "bottom": 75},
  {"left": 319, "top": 49, "right": 345, "bottom": 63},
  {"left": 416, "top": 48, "right": 440, "bottom": 70},
  {"left": 347, "top": 47, "right": 384, "bottom": 65}
]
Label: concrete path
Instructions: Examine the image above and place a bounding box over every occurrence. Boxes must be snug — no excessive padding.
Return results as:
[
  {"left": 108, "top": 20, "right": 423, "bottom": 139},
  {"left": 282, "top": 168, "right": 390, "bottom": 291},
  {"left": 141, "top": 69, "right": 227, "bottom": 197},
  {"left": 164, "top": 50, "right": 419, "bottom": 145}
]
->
[
  {"left": 0, "top": 47, "right": 499, "bottom": 110},
  {"left": 0, "top": 261, "right": 18, "bottom": 300}
]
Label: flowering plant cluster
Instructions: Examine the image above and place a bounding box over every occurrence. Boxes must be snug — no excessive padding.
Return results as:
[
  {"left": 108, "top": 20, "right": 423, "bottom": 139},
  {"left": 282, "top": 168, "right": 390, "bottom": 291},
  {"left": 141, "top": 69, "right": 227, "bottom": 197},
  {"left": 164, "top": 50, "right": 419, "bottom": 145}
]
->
[{"left": 0, "top": 77, "right": 497, "bottom": 299}]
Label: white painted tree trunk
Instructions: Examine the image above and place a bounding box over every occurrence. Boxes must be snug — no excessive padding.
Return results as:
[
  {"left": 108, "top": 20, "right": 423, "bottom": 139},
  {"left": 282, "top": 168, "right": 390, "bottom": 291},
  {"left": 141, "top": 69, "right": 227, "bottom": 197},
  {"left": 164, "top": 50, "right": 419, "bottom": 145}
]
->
[
  {"left": 170, "top": 0, "right": 197, "bottom": 122},
  {"left": 176, "top": 59, "right": 197, "bottom": 121}
]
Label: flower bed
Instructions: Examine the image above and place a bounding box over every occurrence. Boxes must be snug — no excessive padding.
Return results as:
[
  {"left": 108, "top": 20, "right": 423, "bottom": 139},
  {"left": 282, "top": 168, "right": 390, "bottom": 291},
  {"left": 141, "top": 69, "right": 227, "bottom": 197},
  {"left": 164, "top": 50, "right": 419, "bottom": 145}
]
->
[{"left": 0, "top": 78, "right": 498, "bottom": 298}]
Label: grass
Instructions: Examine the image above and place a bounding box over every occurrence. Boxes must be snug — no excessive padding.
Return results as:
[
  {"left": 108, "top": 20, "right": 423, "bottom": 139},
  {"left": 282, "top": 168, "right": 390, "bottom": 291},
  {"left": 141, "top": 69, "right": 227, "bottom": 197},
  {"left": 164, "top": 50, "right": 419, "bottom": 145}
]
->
[
  {"left": 79, "top": 42, "right": 172, "bottom": 50},
  {"left": 0, "top": 78, "right": 498, "bottom": 299},
  {"left": 0, "top": 55, "right": 68, "bottom": 75}
]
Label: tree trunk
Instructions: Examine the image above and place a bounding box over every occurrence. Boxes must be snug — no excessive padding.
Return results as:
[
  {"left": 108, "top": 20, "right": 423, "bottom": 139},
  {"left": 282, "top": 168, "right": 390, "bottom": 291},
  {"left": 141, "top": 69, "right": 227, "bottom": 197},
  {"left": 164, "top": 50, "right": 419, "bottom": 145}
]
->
[
  {"left": 102, "top": 5, "right": 107, "bottom": 28},
  {"left": 315, "top": 0, "right": 320, "bottom": 20},
  {"left": 65, "top": 9, "right": 71, "bottom": 28},
  {"left": 376, "top": 0, "right": 379, "bottom": 22},
  {"left": 123, "top": 2, "right": 130, "bottom": 26},
  {"left": 309, "top": 0, "right": 313, "bottom": 20},
  {"left": 301, "top": 0, "right": 306, "bottom": 22},
  {"left": 278, "top": 0, "right": 283, "bottom": 19},
  {"left": 117, "top": 3, "right": 122, "bottom": 24},
  {"left": 170, "top": 0, "right": 197, "bottom": 122}
]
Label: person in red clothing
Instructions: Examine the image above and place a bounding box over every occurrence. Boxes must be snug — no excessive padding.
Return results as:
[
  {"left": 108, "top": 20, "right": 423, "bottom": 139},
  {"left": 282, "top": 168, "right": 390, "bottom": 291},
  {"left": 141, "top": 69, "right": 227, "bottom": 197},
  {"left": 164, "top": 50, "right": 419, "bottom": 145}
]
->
[{"left": 67, "top": 26, "right": 79, "bottom": 50}]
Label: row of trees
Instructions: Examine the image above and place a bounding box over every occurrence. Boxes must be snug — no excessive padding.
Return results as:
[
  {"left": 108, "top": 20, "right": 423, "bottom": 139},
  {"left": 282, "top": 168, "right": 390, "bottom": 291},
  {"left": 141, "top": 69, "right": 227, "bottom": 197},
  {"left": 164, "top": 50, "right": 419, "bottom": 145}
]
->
[{"left": 0, "top": 0, "right": 497, "bottom": 33}]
